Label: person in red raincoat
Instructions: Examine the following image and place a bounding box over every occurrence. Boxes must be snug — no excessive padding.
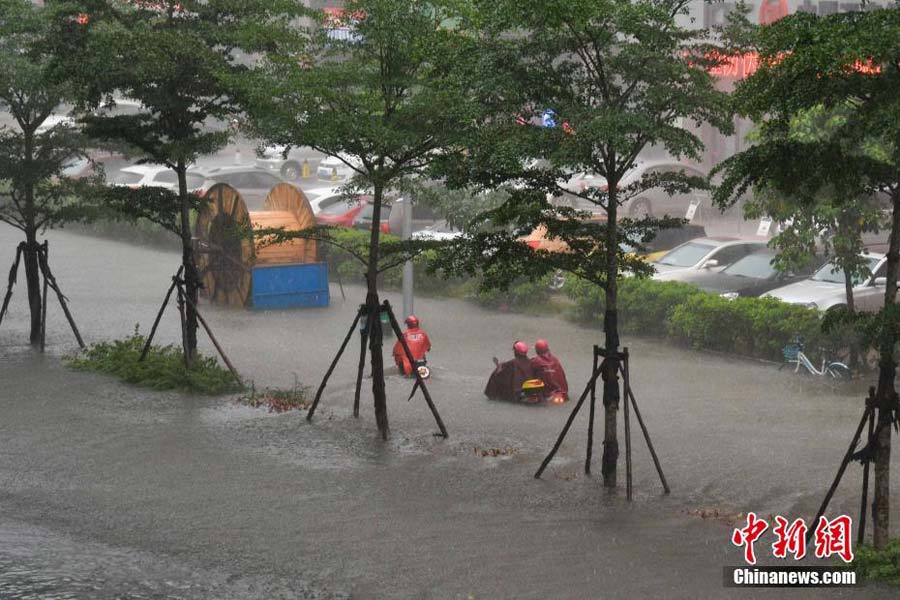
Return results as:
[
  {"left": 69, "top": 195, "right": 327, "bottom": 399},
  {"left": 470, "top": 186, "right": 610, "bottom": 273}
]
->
[
  {"left": 485, "top": 341, "right": 534, "bottom": 402},
  {"left": 393, "top": 315, "right": 431, "bottom": 376},
  {"left": 530, "top": 339, "right": 569, "bottom": 402}
]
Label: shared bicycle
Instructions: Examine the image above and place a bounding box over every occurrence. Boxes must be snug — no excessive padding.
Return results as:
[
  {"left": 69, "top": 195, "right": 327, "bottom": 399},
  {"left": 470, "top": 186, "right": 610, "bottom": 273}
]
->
[{"left": 781, "top": 338, "right": 852, "bottom": 379}]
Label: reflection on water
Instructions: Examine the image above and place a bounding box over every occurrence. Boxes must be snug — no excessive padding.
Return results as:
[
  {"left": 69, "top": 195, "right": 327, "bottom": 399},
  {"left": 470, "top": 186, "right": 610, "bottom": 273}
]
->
[{"left": 0, "top": 520, "right": 346, "bottom": 600}]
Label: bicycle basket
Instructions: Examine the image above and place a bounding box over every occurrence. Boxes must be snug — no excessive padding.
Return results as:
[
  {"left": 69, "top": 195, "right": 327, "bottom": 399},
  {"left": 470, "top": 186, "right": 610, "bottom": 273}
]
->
[{"left": 783, "top": 344, "right": 801, "bottom": 361}]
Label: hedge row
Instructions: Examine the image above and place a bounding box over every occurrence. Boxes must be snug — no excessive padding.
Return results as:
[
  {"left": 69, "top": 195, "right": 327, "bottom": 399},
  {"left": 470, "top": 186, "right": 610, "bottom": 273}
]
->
[{"left": 565, "top": 276, "right": 855, "bottom": 362}]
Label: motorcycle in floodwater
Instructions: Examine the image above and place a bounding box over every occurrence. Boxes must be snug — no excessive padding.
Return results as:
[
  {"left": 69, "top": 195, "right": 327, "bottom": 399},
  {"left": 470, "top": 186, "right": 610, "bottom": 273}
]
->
[{"left": 414, "top": 357, "right": 430, "bottom": 380}]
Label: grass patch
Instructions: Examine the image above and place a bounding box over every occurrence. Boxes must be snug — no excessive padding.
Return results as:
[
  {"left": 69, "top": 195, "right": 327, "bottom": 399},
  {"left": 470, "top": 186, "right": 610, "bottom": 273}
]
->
[
  {"left": 236, "top": 380, "right": 312, "bottom": 413},
  {"left": 853, "top": 540, "right": 900, "bottom": 585},
  {"left": 66, "top": 328, "right": 243, "bottom": 395}
]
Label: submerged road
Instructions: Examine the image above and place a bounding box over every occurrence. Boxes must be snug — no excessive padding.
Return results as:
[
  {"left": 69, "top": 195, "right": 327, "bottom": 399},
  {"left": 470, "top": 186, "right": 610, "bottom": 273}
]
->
[{"left": 0, "top": 226, "right": 897, "bottom": 598}]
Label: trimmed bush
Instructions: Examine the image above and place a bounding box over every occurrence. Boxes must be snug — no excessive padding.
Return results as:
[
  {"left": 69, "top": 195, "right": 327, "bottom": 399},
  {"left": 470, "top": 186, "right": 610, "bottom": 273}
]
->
[
  {"left": 566, "top": 276, "right": 852, "bottom": 363},
  {"left": 853, "top": 540, "right": 900, "bottom": 585}
]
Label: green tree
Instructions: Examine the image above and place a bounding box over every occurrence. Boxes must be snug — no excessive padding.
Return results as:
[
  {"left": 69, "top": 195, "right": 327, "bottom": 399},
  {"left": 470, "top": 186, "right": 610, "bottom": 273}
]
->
[
  {"left": 713, "top": 8, "right": 900, "bottom": 550},
  {"left": 436, "top": 0, "right": 732, "bottom": 487},
  {"left": 0, "top": 0, "right": 92, "bottom": 345},
  {"left": 60, "top": 0, "right": 301, "bottom": 365},
  {"left": 246, "top": 0, "right": 477, "bottom": 439},
  {"left": 729, "top": 104, "right": 887, "bottom": 370}
]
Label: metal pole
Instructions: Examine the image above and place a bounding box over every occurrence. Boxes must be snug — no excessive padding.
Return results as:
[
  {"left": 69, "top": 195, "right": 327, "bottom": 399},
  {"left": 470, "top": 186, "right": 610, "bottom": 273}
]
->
[{"left": 401, "top": 197, "right": 413, "bottom": 318}]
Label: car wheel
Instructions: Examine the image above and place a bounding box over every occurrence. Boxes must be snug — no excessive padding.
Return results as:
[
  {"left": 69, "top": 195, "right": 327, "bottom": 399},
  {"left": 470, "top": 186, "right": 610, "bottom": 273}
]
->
[
  {"left": 629, "top": 198, "right": 651, "bottom": 219},
  {"left": 281, "top": 162, "right": 301, "bottom": 181}
]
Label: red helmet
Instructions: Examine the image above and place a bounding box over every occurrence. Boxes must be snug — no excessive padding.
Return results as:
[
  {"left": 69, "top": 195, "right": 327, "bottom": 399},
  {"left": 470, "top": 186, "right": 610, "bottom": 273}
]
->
[
  {"left": 535, "top": 339, "right": 549, "bottom": 354},
  {"left": 405, "top": 315, "right": 419, "bottom": 328},
  {"left": 513, "top": 341, "right": 529, "bottom": 356}
]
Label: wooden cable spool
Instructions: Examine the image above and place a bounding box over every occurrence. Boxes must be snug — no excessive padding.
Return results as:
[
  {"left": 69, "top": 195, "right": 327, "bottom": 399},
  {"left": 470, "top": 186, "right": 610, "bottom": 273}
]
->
[{"left": 194, "top": 182, "right": 317, "bottom": 308}]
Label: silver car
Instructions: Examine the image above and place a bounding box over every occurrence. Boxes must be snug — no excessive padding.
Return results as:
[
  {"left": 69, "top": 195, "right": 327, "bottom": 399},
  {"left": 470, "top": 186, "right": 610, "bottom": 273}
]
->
[
  {"left": 765, "top": 253, "right": 890, "bottom": 312},
  {"left": 652, "top": 237, "right": 767, "bottom": 281}
]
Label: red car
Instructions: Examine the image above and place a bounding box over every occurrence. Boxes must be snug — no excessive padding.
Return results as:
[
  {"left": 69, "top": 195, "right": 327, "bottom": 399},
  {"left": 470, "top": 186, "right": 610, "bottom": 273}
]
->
[{"left": 317, "top": 196, "right": 390, "bottom": 233}]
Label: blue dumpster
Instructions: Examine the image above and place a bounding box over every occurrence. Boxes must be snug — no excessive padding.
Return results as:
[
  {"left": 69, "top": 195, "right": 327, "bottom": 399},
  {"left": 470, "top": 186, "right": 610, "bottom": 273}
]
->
[{"left": 251, "top": 262, "right": 330, "bottom": 310}]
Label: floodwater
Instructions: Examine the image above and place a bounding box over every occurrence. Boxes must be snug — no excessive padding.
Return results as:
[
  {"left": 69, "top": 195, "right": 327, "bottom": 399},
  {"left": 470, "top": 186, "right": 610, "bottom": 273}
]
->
[{"left": 0, "top": 226, "right": 898, "bottom": 598}]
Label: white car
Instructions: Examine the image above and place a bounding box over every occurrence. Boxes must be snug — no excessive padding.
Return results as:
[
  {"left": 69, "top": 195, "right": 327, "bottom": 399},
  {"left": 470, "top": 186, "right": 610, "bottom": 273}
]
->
[
  {"left": 36, "top": 114, "right": 77, "bottom": 134},
  {"left": 304, "top": 186, "right": 353, "bottom": 215},
  {"left": 652, "top": 237, "right": 767, "bottom": 281},
  {"left": 765, "top": 253, "right": 890, "bottom": 312},
  {"left": 316, "top": 154, "right": 361, "bottom": 181},
  {"left": 563, "top": 161, "right": 710, "bottom": 219},
  {"left": 112, "top": 165, "right": 205, "bottom": 192}
]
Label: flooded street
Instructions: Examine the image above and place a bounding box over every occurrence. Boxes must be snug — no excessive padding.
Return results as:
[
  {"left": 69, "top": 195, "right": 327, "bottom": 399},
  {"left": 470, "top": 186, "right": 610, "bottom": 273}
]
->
[{"left": 1, "top": 226, "right": 897, "bottom": 598}]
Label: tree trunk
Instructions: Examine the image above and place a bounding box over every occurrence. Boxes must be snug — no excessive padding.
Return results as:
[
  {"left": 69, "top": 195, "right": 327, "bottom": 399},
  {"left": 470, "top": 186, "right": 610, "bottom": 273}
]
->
[
  {"left": 843, "top": 271, "right": 858, "bottom": 372},
  {"left": 176, "top": 162, "right": 199, "bottom": 367},
  {"left": 601, "top": 177, "right": 620, "bottom": 489},
  {"left": 871, "top": 191, "right": 899, "bottom": 551},
  {"left": 23, "top": 228, "right": 42, "bottom": 346},
  {"left": 21, "top": 129, "right": 42, "bottom": 346},
  {"left": 367, "top": 182, "right": 389, "bottom": 440}
]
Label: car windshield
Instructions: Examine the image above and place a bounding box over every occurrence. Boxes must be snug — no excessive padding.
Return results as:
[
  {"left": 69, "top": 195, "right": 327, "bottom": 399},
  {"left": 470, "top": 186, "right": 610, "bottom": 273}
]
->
[
  {"left": 657, "top": 242, "right": 715, "bottom": 267},
  {"left": 811, "top": 256, "right": 881, "bottom": 285},
  {"left": 723, "top": 252, "right": 776, "bottom": 279}
]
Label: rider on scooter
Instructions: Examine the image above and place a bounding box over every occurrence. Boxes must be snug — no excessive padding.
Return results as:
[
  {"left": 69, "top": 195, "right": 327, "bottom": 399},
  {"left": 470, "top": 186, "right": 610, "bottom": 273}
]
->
[
  {"left": 393, "top": 315, "right": 431, "bottom": 376},
  {"left": 530, "top": 339, "right": 569, "bottom": 402},
  {"left": 485, "top": 341, "right": 534, "bottom": 402}
]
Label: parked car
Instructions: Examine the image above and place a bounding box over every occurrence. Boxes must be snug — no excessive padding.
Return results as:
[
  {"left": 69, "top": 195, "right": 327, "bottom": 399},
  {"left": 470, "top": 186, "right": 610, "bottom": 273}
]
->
[
  {"left": 765, "top": 253, "right": 889, "bottom": 312},
  {"left": 411, "top": 220, "right": 463, "bottom": 241},
  {"left": 672, "top": 248, "right": 821, "bottom": 298},
  {"left": 351, "top": 200, "right": 391, "bottom": 234},
  {"left": 385, "top": 198, "right": 441, "bottom": 234},
  {"left": 255, "top": 144, "right": 306, "bottom": 181},
  {"left": 316, "top": 154, "right": 361, "bottom": 181},
  {"left": 565, "top": 161, "right": 710, "bottom": 219},
  {"left": 112, "top": 165, "right": 206, "bottom": 192},
  {"left": 59, "top": 151, "right": 130, "bottom": 182},
  {"left": 304, "top": 186, "right": 351, "bottom": 215},
  {"left": 316, "top": 195, "right": 370, "bottom": 228},
  {"left": 191, "top": 166, "right": 283, "bottom": 209},
  {"left": 652, "top": 237, "right": 766, "bottom": 281}
]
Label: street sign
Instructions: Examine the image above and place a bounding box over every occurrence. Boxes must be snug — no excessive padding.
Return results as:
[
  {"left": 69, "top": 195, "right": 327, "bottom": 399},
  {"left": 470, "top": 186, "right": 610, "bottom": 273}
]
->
[
  {"left": 756, "top": 217, "right": 773, "bottom": 237},
  {"left": 685, "top": 199, "right": 701, "bottom": 222}
]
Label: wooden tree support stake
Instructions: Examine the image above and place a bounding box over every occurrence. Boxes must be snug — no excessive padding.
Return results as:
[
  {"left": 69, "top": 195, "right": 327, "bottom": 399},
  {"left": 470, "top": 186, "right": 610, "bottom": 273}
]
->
[
  {"left": 536, "top": 346, "right": 669, "bottom": 500},
  {"left": 858, "top": 405, "right": 876, "bottom": 545},
  {"left": 806, "top": 389, "right": 876, "bottom": 547},
  {"left": 39, "top": 245, "right": 49, "bottom": 353},
  {"left": 140, "top": 266, "right": 184, "bottom": 361},
  {"left": 354, "top": 307, "right": 372, "bottom": 418},
  {"left": 623, "top": 347, "right": 633, "bottom": 501},
  {"left": 175, "top": 278, "right": 242, "bottom": 385},
  {"left": 0, "top": 243, "right": 24, "bottom": 330},
  {"left": 308, "top": 306, "right": 364, "bottom": 421},
  {"left": 383, "top": 300, "right": 448, "bottom": 438},
  {"left": 36, "top": 242, "right": 85, "bottom": 349},
  {"left": 585, "top": 349, "right": 598, "bottom": 475}
]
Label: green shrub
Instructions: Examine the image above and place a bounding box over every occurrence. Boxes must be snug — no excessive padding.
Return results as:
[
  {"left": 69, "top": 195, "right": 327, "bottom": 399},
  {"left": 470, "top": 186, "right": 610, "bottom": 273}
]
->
[
  {"left": 565, "top": 275, "right": 852, "bottom": 363},
  {"left": 66, "top": 328, "right": 243, "bottom": 395},
  {"left": 567, "top": 276, "right": 705, "bottom": 334},
  {"left": 853, "top": 540, "right": 900, "bottom": 585},
  {"left": 469, "top": 275, "right": 553, "bottom": 310}
]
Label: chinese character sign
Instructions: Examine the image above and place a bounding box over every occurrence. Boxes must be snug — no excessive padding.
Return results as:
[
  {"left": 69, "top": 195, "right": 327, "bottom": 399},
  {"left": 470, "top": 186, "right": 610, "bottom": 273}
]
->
[{"left": 732, "top": 514, "right": 853, "bottom": 564}]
